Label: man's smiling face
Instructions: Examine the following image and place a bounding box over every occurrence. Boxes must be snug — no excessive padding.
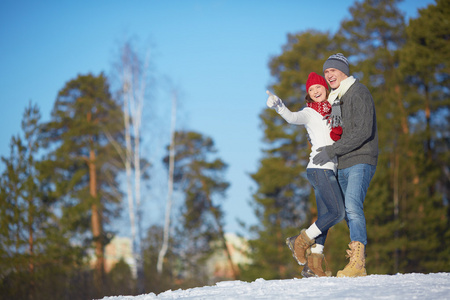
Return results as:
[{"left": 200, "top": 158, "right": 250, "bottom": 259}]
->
[{"left": 324, "top": 68, "right": 348, "bottom": 90}]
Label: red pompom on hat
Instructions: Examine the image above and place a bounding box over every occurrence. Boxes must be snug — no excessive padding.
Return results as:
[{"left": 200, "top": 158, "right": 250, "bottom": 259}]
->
[{"left": 306, "top": 72, "right": 329, "bottom": 92}]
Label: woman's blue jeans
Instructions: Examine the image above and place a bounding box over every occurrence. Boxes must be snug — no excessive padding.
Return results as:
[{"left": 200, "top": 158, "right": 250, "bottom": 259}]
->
[
  {"left": 337, "top": 164, "right": 376, "bottom": 246},
  {"left": 307, "top": 168, "right": 345, "bottom": 246}
]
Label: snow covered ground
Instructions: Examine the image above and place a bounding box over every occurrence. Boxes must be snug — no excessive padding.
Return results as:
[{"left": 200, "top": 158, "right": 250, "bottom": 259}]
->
[{"left": 101, "top": 273, "right": 450, "bottom": 299}]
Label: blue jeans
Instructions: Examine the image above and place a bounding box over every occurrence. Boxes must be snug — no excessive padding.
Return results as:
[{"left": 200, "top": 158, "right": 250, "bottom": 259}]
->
[
  {"left": 337, "top": 164, "right": 376, "bottom": 246},
  {"left": 307, "top": 168, "right": 345, "bottom": 246}
]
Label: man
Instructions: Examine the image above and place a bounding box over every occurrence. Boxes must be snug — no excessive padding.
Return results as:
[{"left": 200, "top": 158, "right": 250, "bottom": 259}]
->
[{"left": 313, "top": 53, "right": 378, "bottom": 277}]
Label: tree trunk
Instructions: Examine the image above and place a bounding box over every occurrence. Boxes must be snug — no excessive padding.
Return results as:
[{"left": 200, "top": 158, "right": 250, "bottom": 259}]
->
[
  {"left": 89, "top": 147, "right": 104, "bottom": 292},
  {"left": 28, "top": 203, "right": 35, "bottom": 300},
  {"left": 123, "top": 78, "right": 137, "bottom": 278},
  {"left": 132, "top": 73, "right": 145, "bottom": 293},
  {"left": 158, "top": 92, "right": 177, "bottom": 274},
  {"left": 120, "top": 44, "right": 149, "bottom": 292}
]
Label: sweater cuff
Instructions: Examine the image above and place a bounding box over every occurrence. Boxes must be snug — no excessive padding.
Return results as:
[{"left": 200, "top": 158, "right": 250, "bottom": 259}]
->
[{"left": 325, "top": 145, "right": 336, "bottom": 159}]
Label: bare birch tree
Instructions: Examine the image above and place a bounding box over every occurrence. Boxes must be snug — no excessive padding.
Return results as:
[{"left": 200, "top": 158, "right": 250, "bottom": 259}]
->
[
  {"left": 113, "top": 40, "right": 152, "bottom": 291},
  {"left": 157, "top": 90, "right": 177, "bottom": 274}
]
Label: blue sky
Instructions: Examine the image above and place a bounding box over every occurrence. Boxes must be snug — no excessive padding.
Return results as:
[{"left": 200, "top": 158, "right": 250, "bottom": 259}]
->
[{"left": 0, "top": 0, "right": 433, "bottom": 236}]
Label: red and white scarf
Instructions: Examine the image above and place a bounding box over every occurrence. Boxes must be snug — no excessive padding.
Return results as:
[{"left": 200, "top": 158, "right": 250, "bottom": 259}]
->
[{"left": 306, "top": 101, "right": 332, "bottom": 117}]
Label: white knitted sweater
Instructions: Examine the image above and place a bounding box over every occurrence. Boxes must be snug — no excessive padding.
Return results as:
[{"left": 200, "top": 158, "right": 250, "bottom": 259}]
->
[{"left": 279, "top": 106, "right": 337, "bottom": 173}]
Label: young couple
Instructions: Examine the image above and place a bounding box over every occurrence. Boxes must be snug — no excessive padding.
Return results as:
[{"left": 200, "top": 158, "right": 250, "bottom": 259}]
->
[{"left": 266, "top": 53, "right": 378, "bottom": 278}]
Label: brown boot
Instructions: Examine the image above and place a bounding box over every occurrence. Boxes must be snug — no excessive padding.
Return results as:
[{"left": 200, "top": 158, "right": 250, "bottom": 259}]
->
[
  {"left": 301, "top": 253, "right": 332, "bottom": 278},
  {"left": 286, "top": 229, "right": 315, "bottom": 265},
  {"left": 336, "top": 241, "right": 367, "bottom": 277}
]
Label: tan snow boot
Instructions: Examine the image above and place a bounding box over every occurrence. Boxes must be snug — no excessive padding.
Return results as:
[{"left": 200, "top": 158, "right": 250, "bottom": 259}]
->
[
  {"left": 301, "top": 252, "right": 332, "bottom": 278},
  {"left": 336, "top": 241, "right": 367, "bottom": 277},
  {"left": 286, "top": 229, "right": 315, "bottom": 265}
]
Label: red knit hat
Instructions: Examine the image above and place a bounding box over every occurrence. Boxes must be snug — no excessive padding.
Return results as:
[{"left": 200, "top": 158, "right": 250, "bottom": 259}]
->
[{"left": 306, "top": 72, "right": 329, "bottom": 91}]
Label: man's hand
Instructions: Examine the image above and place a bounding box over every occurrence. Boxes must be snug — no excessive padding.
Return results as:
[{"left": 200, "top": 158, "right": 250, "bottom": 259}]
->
[
  {"left": 313, "top": 146, "right": 332, "bottom": 166},
  {"left": 266, "top": 90, "right": 285, "bottom": 113}
]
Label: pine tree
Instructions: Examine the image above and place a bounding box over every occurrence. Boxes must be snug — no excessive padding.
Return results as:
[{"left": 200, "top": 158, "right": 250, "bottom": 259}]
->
[
  {"left": 0, "top": 102, "right": 85, "bottom": 300},
  {"left": 336, "top": 0, "right": 450, "bottom": 273},
  {"left": 40, "top": 73, "right": 124, "bottom": 295},
  {"left": 245, "top": 0, "right": 449, "bottom": 277},
  {"left": 397, "top": 0, "right": 450, "bottom": 272},
  {"left": 0, "top": 103, "right": 46, "bottom": 299}
]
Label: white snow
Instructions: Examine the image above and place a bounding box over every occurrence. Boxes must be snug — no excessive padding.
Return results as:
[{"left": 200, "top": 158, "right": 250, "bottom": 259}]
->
[{"left": 100, "top": 273, "right": 450, "bottom": 299}]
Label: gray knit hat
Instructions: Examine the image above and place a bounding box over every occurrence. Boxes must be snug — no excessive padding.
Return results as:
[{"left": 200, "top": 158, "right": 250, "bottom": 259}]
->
[{"left": 323, "top": 53, "right": 350, "bottom": 76}]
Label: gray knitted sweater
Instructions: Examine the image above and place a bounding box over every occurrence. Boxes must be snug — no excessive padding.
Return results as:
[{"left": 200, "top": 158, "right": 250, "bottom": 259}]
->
[{"left": 326, "top": 79, "right": 378, "bottom": 169}]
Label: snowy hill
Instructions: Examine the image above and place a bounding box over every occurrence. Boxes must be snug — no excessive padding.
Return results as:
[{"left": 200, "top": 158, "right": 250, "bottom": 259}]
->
[{"left": 101, "top": 273, "right": 449, "bottom": 299}]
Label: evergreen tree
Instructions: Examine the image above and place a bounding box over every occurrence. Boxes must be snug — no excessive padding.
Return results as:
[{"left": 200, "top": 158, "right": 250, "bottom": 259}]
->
[
  {"left": 400, "top": 0, "right": 450, "bottom": 202},
  {"left": 335, "top": 0, "right": 449, "bottom": 273},
  {"left": 246, "top": 0, "right": 449, "bottom": 277},
  {"left": 397, "top": 0, "right": 450, "bottom": 272},
  {"left": 0, "top": 102, "right": 85, "bottom": 300},
  {"left": 40, "top": 73, "right": 124, "bottom": 295},
  {"left": 0, "top": 103, "right": 43, "bottom": 279}
]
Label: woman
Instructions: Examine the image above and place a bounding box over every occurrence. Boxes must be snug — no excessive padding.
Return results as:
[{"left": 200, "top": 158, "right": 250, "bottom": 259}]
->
[{"left": 266, "top": 72, "right": 344, "bottom": 277}]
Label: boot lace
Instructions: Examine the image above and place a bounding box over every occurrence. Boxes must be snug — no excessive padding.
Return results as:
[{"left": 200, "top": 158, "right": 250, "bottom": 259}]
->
[
  {"left": 344, "top": 249, "right": 356, "bottom": 267},
  {"left": 344, "top": 244, "right": 364, "bottom": 269}
]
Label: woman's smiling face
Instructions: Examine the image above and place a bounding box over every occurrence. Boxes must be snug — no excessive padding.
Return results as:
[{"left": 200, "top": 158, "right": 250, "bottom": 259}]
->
[{"left": 308, "top": 84, "right": 328, "bottom": 103}]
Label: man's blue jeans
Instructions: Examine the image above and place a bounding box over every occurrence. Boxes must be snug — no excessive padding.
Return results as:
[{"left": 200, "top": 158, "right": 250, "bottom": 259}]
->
[
  {"left": 307, "top": 168, "right": 345, "bottom": 246},
  {"left": 337, "top": 164, "right": 376, "bottom": 246}
]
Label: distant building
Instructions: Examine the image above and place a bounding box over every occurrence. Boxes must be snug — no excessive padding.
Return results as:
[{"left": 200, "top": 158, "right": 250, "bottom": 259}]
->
[
  {"left": 103, "top": 236, "right": 136, "bottom": 276},
  {"left": 206, "top": 233, "right": 252, "bottom": 281}
]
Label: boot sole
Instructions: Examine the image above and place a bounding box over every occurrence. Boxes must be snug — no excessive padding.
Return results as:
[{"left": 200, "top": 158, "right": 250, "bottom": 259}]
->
[
  {"left": 336, "top": 270, "right": 367, "bottom": 278},
  {"left": 285, "top": 236, "right": 305, "bottom": 266}
]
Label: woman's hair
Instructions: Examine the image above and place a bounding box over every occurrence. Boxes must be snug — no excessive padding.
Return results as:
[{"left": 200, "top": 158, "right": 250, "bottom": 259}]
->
[{"left": 305, "top": 88, "right": 330, "bottom": 103}]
